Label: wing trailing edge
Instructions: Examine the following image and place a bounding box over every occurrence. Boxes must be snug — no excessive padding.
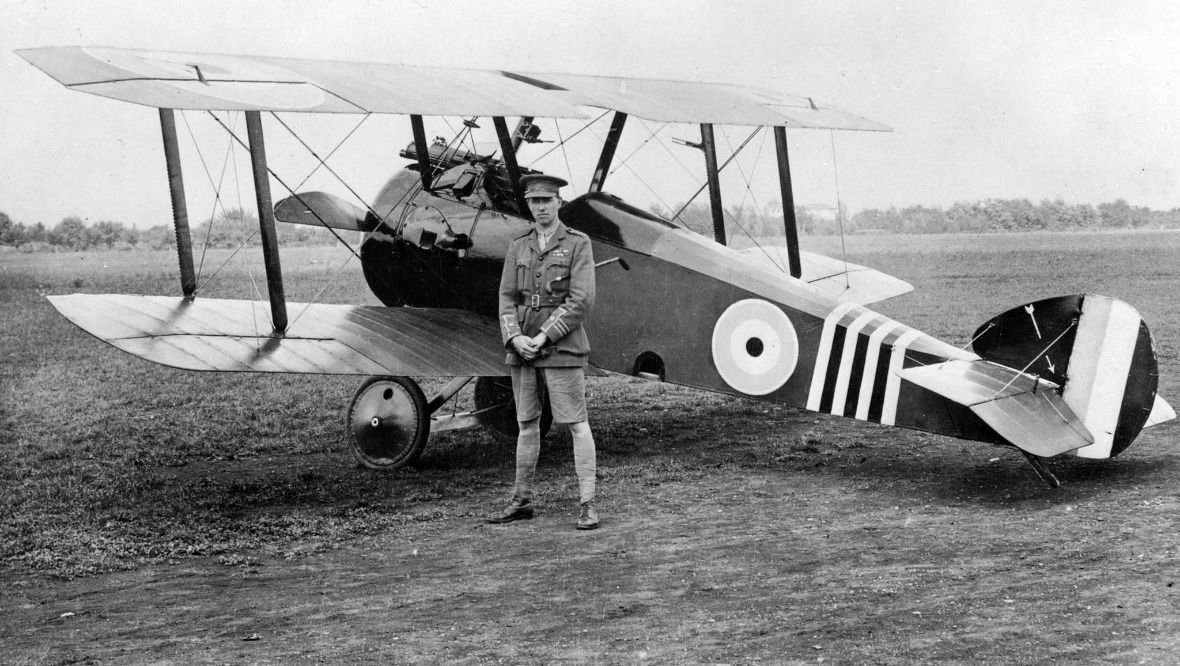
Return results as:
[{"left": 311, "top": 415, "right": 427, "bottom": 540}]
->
[
  {"left": 48, "top": 294, "right": 506, "bottom": 377},
  {"left": 899, "top": 360, "right": 1093, "bottom": 458}
]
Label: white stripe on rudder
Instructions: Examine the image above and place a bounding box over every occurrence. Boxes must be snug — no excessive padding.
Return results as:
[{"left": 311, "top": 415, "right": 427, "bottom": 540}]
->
[{"left": 1067, "top": 297, "right": 1141, "bottom": 459}]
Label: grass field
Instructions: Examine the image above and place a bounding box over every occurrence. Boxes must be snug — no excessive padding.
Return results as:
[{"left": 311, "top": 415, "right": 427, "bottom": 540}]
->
[{"left": 2, "top": 230, "right": 1179, "bottom": 664}]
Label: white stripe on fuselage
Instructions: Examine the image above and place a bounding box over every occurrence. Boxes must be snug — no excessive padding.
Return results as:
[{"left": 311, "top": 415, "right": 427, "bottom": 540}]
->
[
  {"left": 856, "top": 320, "right": 902, "bottom": 420},
  {"left": 807, "top": 301, "right": 859, "bottom": 411},
  {"left": 830, "top": 311, "right": 879, "bottom": 415},
  {"left": 881, "top": 329, "right": 923, "bottom": 426}
]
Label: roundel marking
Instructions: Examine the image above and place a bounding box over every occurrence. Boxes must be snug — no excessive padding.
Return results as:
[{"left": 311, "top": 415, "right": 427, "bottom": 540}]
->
[{"left": 711, "top": 299, "right": 799, "bottom": 395}]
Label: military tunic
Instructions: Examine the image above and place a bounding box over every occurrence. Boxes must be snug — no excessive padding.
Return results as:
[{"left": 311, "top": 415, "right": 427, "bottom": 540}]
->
[{"left": 498, "top": 220, "right": 595, "bottom": 367}]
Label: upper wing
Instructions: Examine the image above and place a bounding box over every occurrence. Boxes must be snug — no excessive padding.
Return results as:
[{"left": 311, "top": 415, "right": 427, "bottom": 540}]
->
[
  {"left": 49, "top": 293, "right": 507, "bottom": 376},
  {"left": 17, "top": 46, "right": 890, "bottom": 130}
]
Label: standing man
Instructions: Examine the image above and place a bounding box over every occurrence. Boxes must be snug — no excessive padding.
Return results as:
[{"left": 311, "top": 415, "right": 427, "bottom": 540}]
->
[{"left": 488, "top": 174, "right": 600, "bottom": 530}]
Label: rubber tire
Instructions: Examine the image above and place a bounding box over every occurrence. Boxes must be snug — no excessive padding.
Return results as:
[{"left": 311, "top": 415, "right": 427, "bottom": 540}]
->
[{"left": 346, "top": 376, "right": 430, "bottom": 470}]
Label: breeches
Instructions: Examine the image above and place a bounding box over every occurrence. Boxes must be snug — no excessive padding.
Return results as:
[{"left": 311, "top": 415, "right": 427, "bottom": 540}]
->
[{"left": 509, "top": 365, "right": 587, "bottom": 424}]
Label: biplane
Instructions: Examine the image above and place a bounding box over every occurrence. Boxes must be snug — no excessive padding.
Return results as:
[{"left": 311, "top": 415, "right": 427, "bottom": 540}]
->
[{"left": 18, "top": 46, "right": 1175, "bottom": 487}]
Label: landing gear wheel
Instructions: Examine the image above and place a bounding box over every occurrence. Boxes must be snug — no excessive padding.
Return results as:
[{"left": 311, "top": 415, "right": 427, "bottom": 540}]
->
[
  {"left": 473, "top": 376, "right": 553, "bottom": 444},
  {"left": 346, "top": 376, "right": 429, "bottom": 470}
]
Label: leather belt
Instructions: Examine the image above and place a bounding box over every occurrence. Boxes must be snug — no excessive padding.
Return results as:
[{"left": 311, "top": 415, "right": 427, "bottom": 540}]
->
[{"left": 516, "top": 292, "right": 564, "bottom": 310}]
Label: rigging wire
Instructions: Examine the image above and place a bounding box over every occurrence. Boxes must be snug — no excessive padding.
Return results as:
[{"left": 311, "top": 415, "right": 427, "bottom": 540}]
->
[
  {"left": 650, "top": 123, "right": 707, "bottom": 183},
  {"left": 269, "top": 110, "right": 379, "bottom": 222},
  {"left": 226, "top": 113, "right": 265, "bottom": 341},
  {"left": 986, "top": 321, "right": 1077, "bottom": 400},
  {"left": 286, "top": 251, "right": 358, "bottom": 331},
  {"left": 717, "top": 127, "right": 787, "bottom": 273},
  {"left": 206, "top": 111, "right": 595, "bottom": 319},
  {"left": 606, "top": 119, "right": 670, "bottom": 179},
  {"left": 232, "top": 114, "right": 257, "bottom": 307},
  {"left": 450, "top": 117, "right": 480, "bottom": 161},
  {"left": 188, "top": 115, "right": 268, "bottom": 297},
  {"left": 198, "top": 111, "right": 371, "bottom": 335},
  {"left": 387, "top": 117, "right": 496, "bottom": 312},
  {"left": 368, "top": 117, "right": 489, "bottom": 313},
  {"left": 180, "top": 110, "right": 488, "bottom": 327},
  {"left": 427, "top": 115, "right": 478, "bottom": 181},
  {"left": 195, "top": 226, "right": 260, "bottom": 294},
  {"left": 553, "top": 119, "right": 578, "bottom": 192},
  {"left": 205, "top": 112, "right": 362, "bottom": 261},
  {"left": 180, "top": 110, "right": 239, "bottom": 288},
  {"left": 527, "top": 109, "right": 611, "bottom": 166},
  {"left": 829, "top": 130, "right": 851, "bottom": 291},
  {"left": 585, "top": 124, "right": 678, "bottom": 218},
  {"left": 380, "top": 118, "right": 481, "bottom": 223},
  {"left": 279, "top": 112, "right": 372, "bottom": 192},
  {"left": 179, "top": 112, "right": 259, "bottom": 292},
  {"left": 670, "top": 126, "right": 761, "bottom": 222},
  {"left": 963, "top": 322, "right": 996, "bottom": 352},
  {"left": 363, "top": 116, "right": 489, "bottom": 313}
]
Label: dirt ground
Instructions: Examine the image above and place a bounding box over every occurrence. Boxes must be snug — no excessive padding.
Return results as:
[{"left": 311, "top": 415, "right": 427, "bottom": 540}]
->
[{"left": 5, "top": 427, "right": 1180, "bottom": 665}]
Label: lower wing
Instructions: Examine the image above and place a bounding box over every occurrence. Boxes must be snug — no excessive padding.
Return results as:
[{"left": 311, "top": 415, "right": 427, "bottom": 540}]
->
[{"left": 49, "top": 294, "right": 506, "bottom": 376}]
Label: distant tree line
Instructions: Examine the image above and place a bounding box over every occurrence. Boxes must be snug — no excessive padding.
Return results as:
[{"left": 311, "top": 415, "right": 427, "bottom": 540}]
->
[
  {"left": 848, "top": 198, "right": 1179, "bottom": 234},
  {"left": 0, "top": 209, "right": 344, "bottom": 252},
  {"left": 4, "top": 197, "right": 1180, "bottom": 252},
  {"left": 655, "top": 197, "right": 1180, "bottom": 238}
]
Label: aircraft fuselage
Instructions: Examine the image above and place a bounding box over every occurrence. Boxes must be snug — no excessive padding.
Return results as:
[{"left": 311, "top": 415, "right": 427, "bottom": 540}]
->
[{"left": 360, "top": 174, "right": 1008, "bottom": 448}]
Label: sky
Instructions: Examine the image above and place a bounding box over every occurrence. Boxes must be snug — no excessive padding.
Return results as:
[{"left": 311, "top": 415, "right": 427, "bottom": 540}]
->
[{"left": 3, "top": 0, "right": 1180, "bottom": 229}]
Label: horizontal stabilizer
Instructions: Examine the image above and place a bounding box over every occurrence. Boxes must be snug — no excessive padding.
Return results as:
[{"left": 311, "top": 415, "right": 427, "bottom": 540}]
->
[
  {"left": 274, "top": 192, "right": 374, "bottom": 232},
  {"left": 900, "top": 360, "right": 1093, "bottom": 457},
  {"left": 739, "top": 247, "right": 913, "bottom": 305},
  {"left": 48, "top": 294, "right": 506, "bottom": 377}
]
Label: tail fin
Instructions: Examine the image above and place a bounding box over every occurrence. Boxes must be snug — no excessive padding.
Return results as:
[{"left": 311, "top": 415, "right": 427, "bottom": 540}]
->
[{"left": 972, "top": 294, "right": 1169, "bottom": 459}]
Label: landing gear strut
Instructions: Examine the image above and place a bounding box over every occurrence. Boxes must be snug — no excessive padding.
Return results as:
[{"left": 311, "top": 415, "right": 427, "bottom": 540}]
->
[{"left": 345, "top": 375, "right": 553, "bottom": 470}]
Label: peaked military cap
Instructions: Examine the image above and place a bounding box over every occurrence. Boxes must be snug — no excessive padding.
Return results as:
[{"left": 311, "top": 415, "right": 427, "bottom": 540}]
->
[{"left": 521, "top": 174, "right": 568, "bottom": 198}]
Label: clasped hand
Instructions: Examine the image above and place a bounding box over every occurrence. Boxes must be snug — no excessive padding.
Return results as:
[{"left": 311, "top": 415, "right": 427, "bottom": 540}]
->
[{"left": 512, "top": 333, "right": 548, "bottom": 361}]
